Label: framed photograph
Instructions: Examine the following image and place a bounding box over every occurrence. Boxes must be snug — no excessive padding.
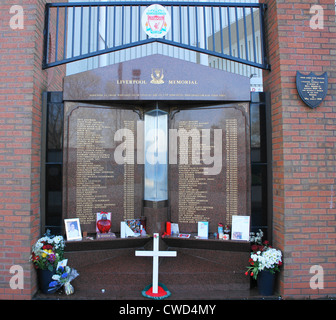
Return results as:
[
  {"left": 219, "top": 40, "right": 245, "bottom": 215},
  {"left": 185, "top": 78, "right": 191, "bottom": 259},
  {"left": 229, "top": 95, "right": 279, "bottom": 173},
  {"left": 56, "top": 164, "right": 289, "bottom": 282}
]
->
[
  {"left": 171, "top": 223, "right": 179, "bottom": 235},
  {"left": 231, "top": 215, "right": 250, "bottom": 241},
  {"left": 198, "top": 221, "right": 209, "bottom": 239},
  {"left": 64, "top": 218, "right": 82, "bottom": 241}
]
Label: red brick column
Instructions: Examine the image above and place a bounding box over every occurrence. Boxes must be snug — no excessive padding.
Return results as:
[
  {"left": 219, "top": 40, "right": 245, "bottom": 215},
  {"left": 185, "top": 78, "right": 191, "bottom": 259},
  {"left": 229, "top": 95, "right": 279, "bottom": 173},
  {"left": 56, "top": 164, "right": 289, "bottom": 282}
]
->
[
  {"left": 0, "top": 0, "right": 64, "bottom": 299},
  {"left": 263, "top": 0, "right": 336, "bottom": 298}
]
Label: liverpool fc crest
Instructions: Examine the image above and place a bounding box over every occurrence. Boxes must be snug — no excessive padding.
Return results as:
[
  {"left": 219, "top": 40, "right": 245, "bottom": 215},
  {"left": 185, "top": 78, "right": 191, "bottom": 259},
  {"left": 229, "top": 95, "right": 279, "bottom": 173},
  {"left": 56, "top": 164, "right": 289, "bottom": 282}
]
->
[
  {"left": 150, "top": 68, "right": 164, "bottom": 84},
  {"left": 142, "top": 4, "right": 171, "bottom": 39}
]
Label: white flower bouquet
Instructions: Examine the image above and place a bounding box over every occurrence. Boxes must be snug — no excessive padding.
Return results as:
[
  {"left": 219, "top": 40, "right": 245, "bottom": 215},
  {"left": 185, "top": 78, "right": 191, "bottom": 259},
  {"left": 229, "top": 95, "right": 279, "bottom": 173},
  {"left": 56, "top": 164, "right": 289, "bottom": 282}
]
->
[{"left": 246, "top": 239, "right": 282, "bottom": 280}]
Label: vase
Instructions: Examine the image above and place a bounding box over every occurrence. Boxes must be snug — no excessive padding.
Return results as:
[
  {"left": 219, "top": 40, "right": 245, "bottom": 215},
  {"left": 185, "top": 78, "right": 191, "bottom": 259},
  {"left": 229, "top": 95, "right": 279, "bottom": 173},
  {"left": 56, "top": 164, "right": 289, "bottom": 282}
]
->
[
  {"left": 257, "top": 269, "right": 275, "bottom": 296},
  {"left": 37, "top": 269, "right": 57, "bottom": 294}
]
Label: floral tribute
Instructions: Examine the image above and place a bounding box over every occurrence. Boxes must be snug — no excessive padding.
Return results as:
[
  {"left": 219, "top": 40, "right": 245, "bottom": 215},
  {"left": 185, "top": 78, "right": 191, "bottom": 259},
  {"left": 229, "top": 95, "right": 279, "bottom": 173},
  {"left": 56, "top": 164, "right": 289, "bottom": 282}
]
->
[
  {"left": 30, "top": 231, "right": 65, "bottom": 271},
  {"left": 245, "top": 229, "right": 282, "bottom": 280},
  {"left": 49, "top": 265, "right": 79, "bottom": 295}
]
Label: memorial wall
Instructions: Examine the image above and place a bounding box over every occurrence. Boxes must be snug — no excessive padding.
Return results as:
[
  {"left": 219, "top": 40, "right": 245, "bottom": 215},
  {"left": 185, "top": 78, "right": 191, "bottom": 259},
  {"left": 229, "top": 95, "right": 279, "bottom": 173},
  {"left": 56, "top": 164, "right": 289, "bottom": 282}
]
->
[{"left": 62, "top": 55, "right": 251, "bottom": 237}]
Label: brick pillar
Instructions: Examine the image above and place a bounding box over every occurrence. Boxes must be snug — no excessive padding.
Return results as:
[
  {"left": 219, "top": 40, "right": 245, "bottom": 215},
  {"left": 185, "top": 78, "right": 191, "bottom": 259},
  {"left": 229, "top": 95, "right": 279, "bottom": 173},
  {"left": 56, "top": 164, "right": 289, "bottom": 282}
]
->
[
  {"left": 263, "top": 0, "right": 336, "bottom": 298},
  {"left": 0, "top": 0, "right": 64, "bottom": 299}
]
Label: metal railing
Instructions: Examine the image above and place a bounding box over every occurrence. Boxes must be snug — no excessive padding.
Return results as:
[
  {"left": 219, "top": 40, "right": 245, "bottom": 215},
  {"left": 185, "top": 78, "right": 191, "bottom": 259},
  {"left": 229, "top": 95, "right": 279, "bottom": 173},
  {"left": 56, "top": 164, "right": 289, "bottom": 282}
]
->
[{"left": 43, "top": 1, "right": 269, "bottom": 70}]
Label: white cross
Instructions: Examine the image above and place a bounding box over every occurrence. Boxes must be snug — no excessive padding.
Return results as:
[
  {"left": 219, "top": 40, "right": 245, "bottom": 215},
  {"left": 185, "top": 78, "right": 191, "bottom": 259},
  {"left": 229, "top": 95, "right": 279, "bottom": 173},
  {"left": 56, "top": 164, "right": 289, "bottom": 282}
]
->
[{"left": 135, "top": 233, "right": 177, "bottom": 294}]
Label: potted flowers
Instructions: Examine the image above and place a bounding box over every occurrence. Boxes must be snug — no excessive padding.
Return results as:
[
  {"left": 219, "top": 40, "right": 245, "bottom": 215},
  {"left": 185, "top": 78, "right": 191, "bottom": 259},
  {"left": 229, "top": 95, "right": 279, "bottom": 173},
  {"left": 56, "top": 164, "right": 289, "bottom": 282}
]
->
[
  {"left": 246, "top": 230, "right": 282, "bottom": 296},
  {"left": 30, "top": 231, "right": 65, "bottom": 293}
]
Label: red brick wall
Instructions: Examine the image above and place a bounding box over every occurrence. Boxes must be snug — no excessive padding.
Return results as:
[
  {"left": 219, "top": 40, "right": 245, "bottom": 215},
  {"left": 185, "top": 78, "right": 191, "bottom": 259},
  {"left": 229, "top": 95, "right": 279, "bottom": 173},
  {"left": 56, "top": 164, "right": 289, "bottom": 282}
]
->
[
  {"left": 263, "top": 0, "right": 336, "bottom": 298},
  {"left": 0, "top": 0, "right": 64, "bottom": 299}
]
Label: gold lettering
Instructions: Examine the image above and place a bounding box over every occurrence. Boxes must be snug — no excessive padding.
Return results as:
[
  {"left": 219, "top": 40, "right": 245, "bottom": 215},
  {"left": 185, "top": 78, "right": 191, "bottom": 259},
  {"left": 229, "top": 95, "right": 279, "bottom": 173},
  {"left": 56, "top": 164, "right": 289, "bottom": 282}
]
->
[
  {"left": 168, "top": 80, "right": 198, "bottom": 85},
  {"left": 116, "top": 80, "right": 147, "bottom": 85}
]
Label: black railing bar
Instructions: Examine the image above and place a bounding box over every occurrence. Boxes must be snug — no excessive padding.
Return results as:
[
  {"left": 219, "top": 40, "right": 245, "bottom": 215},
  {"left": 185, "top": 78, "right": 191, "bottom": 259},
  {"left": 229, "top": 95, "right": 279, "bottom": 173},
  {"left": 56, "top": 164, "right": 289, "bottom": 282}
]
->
[
  {"left": 243, "top": 7, "right": 248, "bottom": 61},
  {"left": 44, "top": 2, "right": 270, "bottom": 70},
  {"left": 259, "top": 4, "right": 269, "bottom": 69},
  {"left": 219, "top": 7, "right": 223, "bottom": 55},
  {"left": 113, "top": 5, "right": 116, "bottom": 47},
  {"left": 46, "top": 2, "right": 264, "bottom": 9},
  {"left": 79, "top": 6, "right": 83, "bottom": 56},
  {"left": 97, "top": 5, "right": 100, "bottom": 52},
  {"left": 106, "top": 6, "right": 108, "bottom": 49},
  {"left": 195, "top": 6, "right": 198, "bottom": 48},
  {"left": 179, "top": 5, "right": 182, "bottom": 43},
  {"left": 55, "top": 6, "right": 59, "bottom": 61},
  {"left": 187, "top": 6, "right": 190, "bottom": 46},
  {"left": 235, "top": 6, "right": 240, "bottom": 60},
  {"left": 121, "top": 5, "right": 124, "bottom": 46},
  {"left": 63, "top": 6, "right": 67, "bottom": 60},
  {"left": 71, "top": 6, "right": 75, "bottom": 58},
  {"left": 138, "top": 5, "right": 141, "bottom": 42},
  {"left": 227, "top": 7, "right": 232, "bottom": 57},
  {"left": 48, "top": 5, "right": 266, "bottom": 47},
  {"left": 203, "top": 6, "right": 207, "bottom": 50},
  {"left": 42, "top": 5, "right": 50, "bottom": 68},
  {"left": 88, "top": 6, "right": 92, "bottom": 54},
  {"left": 130, "top": 5, "right": 132, "bottom": 43},
  {"left": 170, "top": 5, "right": 174, "bottom": 41},
  {"left": 250, "top": 7, "right": 257, "bottom": 63},
  {"left": 211, "top": 6, "right": 215, "bottom": 51}
]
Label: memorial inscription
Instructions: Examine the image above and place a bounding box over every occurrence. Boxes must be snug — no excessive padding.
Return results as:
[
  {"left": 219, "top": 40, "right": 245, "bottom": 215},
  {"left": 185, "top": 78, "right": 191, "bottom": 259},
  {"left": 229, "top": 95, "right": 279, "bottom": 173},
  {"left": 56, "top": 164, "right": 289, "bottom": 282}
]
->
[
  {"left": 176, "top": 120, "right": 214, "bottom": 224},
  {"left": 296, "top": 71, "right": 328, "bottom": 109},
  {"left": 169, "top": 105, "right": 250, "bottom": 234},
  {"left": 63, "top": 104, "right": 143, "bottom": 233},
  {"left": 75, "top": 117, "right": 115, "bottom": 225},
  {"left": 225, "top": 118, "right": 238, "bottom": 225}
]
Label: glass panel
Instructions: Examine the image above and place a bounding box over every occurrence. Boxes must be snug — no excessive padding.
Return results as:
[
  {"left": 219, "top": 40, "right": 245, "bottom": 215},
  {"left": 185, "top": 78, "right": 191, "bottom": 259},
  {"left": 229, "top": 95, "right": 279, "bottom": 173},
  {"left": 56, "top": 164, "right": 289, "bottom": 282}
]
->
[
  {"left": 251, "top": 165, "right": 268, "bottom": 236},
  {"left": 250, "top": 101, "right": 267, "bottom": 163},
  {"left": 45, "top": 164, "right": 63, "bottom": 234},
  {"left": 250, "top": 92, "right": 270, "bottom": 241},
  {"left": 47, "top": 102, "right": 63, "bottom": 163},
  {"left": 44, "top": 92, "right": 63, "bottom": 235},
  {"left": 250, "top": 102, "right": 261, "bottom": 162},
  {"left": 144, "top": 109, "right": 168, "bottom": 201}
]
